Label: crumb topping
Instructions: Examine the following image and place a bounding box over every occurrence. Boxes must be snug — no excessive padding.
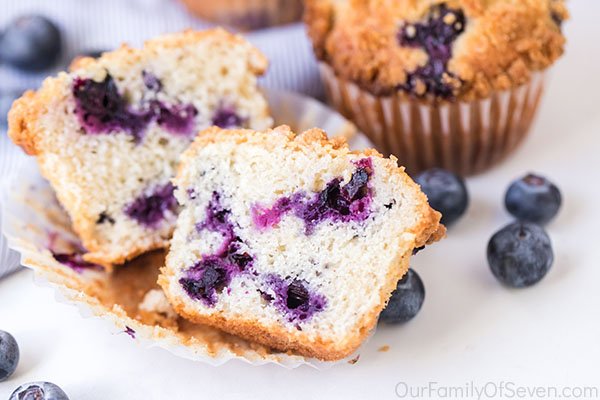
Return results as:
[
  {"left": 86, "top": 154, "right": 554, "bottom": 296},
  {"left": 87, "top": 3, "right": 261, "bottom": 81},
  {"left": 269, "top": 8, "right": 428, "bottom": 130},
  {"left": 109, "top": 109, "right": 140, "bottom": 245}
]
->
[{"left": 305, "top": 0, "right": 568, "bottom": 102}]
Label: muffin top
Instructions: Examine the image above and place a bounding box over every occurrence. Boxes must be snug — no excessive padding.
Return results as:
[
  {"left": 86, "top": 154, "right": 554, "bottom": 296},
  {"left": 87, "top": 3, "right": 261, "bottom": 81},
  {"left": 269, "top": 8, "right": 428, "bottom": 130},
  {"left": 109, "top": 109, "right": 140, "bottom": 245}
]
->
[{"left": 305, "top": 0, "right": 568, "bottom": 102}]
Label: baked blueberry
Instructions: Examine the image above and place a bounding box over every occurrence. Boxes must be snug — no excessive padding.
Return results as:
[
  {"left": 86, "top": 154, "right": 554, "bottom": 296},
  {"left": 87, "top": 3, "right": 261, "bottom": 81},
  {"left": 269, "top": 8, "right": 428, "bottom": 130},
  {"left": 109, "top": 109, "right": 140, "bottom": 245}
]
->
[
  {"left": 487, "top": 222, "right": 553, "bottom": 288},
  {"left": 153, "top": 102, "right": 197, "bottom": 136},
  {"left": 74, "top": 75, "right": 197, "bottom": 140},
  {"left": 9, "top": 382, "right": 69, "bottom": 400},
  {"left": 0, "top": 330, "right": 19, "bottom": 381},
  {"left": 52, "top": 252, "right": 103, "bottom": 273},
  {"left": 398, "top": 4, "right": 465, "bottom": 98},
  {"left": 414, "top": 168, "right": 468, "bottom": 226},
  {"left": 124, "top": 326, "right": 136, "bottom": 339},
  {"left": 181, "top": 192, "right": 255, "bottom": 306},
  {"left": 252, "top": 159, "right": 374, "bottom": 234},
  {"left": 379, "top": 269, "right": 425, "bottom": 324},
  {"left": 180, "top": 257, "right": 231, "bottom": 306},
  {"left": 124, "top": 183, "right": 177, "bottom": 227},
  {"left": 286, "top": 280, "right": 310, "bottom": 310},
  {"left": 142, "top": 70, "right": 162, "bottom": 91},
  {"left": 264, "top": 275, "right": 326, "bottom": 323},
  {"left": 0, "top": 15, "right": 62, "bottom": 71},
  {"left": 212, "top": 106, "right": 242, "bottom": 128},
  {"left": 505, "top": 173, "right": 562, "bottom": 225}
]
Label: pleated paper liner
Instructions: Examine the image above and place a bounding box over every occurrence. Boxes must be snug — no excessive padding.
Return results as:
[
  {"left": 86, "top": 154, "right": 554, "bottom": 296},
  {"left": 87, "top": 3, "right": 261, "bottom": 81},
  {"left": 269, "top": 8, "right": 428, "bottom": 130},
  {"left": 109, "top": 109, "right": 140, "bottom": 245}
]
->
[
  {"left": 320, "top": 63, "right": 546, "bottom": 176},
  {"left": 179, "top": 0, "right": 303, "bottom": 31},
  {"left": 0, "top": 89, "right": 370, "bottom": 368}
]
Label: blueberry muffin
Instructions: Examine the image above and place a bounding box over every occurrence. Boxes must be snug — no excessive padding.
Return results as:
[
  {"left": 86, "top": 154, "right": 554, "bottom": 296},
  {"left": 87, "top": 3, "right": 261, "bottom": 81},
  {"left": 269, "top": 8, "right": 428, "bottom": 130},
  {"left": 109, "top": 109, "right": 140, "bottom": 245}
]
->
[
  {"left": 8, "top": 29, "right": 273, "bottom": 269},
  {"left": 305, "top": 0, "right": 568, "bottom": 175},
  {"left": 180, "top": 0, "right": 303, "bottom": 31},
  {"left": 159, "top": 125, "right": 444, "bottom": 360}
]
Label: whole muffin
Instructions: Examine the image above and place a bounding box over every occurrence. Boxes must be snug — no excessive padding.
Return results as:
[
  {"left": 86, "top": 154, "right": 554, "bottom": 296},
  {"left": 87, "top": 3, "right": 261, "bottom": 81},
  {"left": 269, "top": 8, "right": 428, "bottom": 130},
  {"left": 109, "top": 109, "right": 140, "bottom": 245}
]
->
[
  {"left": 180, "top": 0, "right": 303, "bottom": 31},
  {"left": 305, "top": 0, "right": 568, "bottom": 175}
]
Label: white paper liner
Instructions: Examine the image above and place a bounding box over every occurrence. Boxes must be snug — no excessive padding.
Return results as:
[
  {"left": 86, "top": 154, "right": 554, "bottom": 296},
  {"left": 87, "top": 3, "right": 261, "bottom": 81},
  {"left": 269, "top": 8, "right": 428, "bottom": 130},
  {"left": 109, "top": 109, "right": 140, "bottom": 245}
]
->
[
  {"left": 320, "top": 63, "right": 547, "bottom": 175},
  {"left": 0, "top": 89, "right": 372, "bottom": 368}
]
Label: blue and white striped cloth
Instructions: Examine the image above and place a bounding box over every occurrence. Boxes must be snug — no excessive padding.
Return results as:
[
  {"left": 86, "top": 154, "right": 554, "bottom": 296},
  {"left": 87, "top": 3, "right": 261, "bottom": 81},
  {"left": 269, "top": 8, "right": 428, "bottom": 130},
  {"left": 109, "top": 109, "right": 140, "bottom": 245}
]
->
[{"left": 0, "top": 0, "right": 323, "bottom": 278}]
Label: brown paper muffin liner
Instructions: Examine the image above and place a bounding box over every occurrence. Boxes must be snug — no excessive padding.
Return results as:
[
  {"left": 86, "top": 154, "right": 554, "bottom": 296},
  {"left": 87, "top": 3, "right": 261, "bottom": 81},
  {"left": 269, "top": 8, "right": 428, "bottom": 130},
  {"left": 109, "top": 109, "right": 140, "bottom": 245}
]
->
[
  {"left": 320, "top": 64, "right": 547, "bottom": 176},
  {"left": 179, "top": 0, "right": 303, "bottom": 31}
]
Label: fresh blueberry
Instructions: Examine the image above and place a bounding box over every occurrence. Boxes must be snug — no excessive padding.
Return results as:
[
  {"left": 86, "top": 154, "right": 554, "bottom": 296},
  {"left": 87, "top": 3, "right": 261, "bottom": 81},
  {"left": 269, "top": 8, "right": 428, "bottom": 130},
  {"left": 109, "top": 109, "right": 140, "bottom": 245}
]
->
[
  {"left": 505, "top": 173, "right": 562, "bottom": 225},
  {"left": 9, "top": 382, "right": 69, "bottom": 400},
  {"left": 379, "top": 269, "right": 425, "bottom": 324},
  {"left": 487, "top": 222, "right": 554, "bottom": 288},
  {"left": 0, "top": 15, "right": 62, "bottom": 71},
  {"left": 0, "top": 90, "right": 23, "bottom": 127},
  {"left": 414, "top": 168, "right": 468, "bottom": 226},
  {"left": 0, "top": 330, "right": 19, "bottom": 381}
]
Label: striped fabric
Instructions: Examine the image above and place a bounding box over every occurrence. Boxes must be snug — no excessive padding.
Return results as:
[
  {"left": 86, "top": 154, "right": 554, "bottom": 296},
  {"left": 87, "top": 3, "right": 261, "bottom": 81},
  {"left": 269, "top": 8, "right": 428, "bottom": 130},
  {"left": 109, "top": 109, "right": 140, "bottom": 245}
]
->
[{"left": 0, "top": 0, "right": 323, "bottom": 278}]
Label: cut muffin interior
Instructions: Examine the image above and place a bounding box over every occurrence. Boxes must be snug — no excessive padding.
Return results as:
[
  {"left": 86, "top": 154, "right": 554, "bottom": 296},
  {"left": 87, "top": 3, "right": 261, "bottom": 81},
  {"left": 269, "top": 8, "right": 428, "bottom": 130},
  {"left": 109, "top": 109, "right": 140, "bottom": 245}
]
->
[
  {"left": 8, "top": 29, "right": 273, "bottom": 268},
  {"left": 160, "top": 125, "right": 444, "bottom": 360}
]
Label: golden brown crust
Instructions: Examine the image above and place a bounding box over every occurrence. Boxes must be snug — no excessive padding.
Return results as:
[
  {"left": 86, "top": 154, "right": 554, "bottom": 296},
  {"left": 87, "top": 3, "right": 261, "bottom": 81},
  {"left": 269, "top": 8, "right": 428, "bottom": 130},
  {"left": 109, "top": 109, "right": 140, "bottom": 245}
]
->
[
  {"left": 69, "top": 29, "right": 268, "bottom": 75},
  {"left": 82, "top": 241, "right": 169, "bottom": 271},
  {"left": 8, "top": 90, "right": 45, "bottom": 156},
  {"left": 160, "top": 255, "right": 409, "bottom": 361},
  {"left": 305, "top": 0, "right": 567, "bottom": 102},
  {"left": 161, "top": 125, "right": 444, "bottom": 361}
]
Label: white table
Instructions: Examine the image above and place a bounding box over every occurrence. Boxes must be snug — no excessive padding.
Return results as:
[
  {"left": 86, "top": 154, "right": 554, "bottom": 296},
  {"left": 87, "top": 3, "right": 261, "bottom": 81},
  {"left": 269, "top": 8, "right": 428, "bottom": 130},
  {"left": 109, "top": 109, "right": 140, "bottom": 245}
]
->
[{"left": 1, "top": 1, "right": 600, "bottom": 399}]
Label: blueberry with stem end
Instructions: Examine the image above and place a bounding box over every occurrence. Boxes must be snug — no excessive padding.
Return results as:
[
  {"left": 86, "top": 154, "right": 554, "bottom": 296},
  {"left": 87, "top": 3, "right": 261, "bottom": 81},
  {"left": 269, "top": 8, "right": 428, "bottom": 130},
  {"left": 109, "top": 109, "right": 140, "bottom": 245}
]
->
[
  {"left": 505, "top": 173, "right": 562, "bottom": 225},
  {"left": 0, "top": 330, "right": 19, "bottom": 381},
  {"left": 414, "top": 168, "right": 468, "bottom": 226},
  {"left": 379, "top": 269, "right": 425, "bottom": 324},
  {"left": 487, "top": 222, "right": 554, "bottom": 288},
  {"left": 0, "top": 15, "right": 62, "bottom": 71},
  {"left": 9, "top": 382, "right": 69, "bottom": 400}
]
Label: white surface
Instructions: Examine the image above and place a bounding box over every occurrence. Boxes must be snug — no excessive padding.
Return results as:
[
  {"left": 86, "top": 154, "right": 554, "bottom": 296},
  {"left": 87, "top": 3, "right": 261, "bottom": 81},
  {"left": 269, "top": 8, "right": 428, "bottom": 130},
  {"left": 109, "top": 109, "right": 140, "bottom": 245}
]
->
[{"left": 2, "top": 2, "right": 600, "bottom": 400}]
